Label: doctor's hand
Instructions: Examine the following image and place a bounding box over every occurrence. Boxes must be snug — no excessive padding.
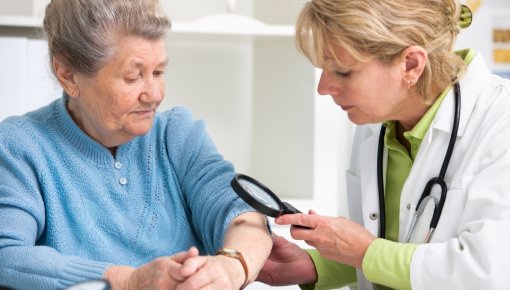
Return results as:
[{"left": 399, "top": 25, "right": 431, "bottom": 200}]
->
[
  {"left": 275, "top": 211, "right": 376, "bottom": 269},
  {"left": 256, "top": 234, "right": 317, "bottom": 286}
]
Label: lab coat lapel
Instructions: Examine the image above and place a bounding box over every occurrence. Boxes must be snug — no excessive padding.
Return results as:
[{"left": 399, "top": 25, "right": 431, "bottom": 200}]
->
[
  {"left": 359, "top": 123, "right": 384, "bottom": 236},
  {"left": 398, "top": 53, "right": 490, "bottom": 241}
]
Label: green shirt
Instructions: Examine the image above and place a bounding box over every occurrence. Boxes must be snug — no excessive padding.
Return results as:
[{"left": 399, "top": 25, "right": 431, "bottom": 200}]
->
[{"left": 301, "top": 49, "right": 476, "bottom": 290}]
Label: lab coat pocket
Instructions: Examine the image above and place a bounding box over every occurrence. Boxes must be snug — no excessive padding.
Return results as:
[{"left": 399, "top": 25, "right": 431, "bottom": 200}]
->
[
  {"left": 432, "top": 185, "right": 465, "bottom": 241},
  {"left": 346, "top": 170, "right": 363, "bottom": 224},
  {"left": 406, "top": 197, "right": 437, "bottom": 243},
  {"left": 406, "top": 178, "right": 465, "bottom": 243}
]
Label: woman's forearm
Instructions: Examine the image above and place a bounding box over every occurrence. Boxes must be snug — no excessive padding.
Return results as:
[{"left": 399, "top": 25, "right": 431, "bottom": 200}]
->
[{"left": 221, "top": 211, "right": 273, "bottom": 284}]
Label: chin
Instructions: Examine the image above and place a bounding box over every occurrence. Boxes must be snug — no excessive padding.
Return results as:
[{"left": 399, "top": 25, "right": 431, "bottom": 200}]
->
[
  {"left": 347, "top": 112, "right": 378, "bottom": 126},
  {"left": 347, "top": 114, "right": 364, "bottom": 125},
  {"left": 128, "top": 123, "right": 154, "bottom": 137},
  {"left": 133, "top": 127, "right": 153, "bottom": 136}
]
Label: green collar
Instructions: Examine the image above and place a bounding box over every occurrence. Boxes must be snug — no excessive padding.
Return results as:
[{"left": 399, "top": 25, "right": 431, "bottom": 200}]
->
[{"left": 383, "top": 48, "right": 477, "bottom": 158}]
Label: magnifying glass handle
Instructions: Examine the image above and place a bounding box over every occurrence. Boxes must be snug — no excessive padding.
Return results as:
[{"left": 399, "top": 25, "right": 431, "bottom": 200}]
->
[
  {"left": 282, "top": 202, "right": 302, "bottom": 214},
  {"left": 280, "top": 202, "right": 312, "bottom": 229}
]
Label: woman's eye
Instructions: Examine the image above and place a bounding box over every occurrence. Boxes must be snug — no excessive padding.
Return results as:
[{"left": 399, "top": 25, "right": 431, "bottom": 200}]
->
[
  {"left": 335, "top": 71, "right": 351, "bottom": 78},
  {"left": 125, "top": 76, "right": 139, "bottom": 83}
]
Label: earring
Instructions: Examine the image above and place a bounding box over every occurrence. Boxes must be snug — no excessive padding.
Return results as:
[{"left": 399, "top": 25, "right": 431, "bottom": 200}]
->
[{"left": 407, "top": 80, "right": 412, "bottom": 89}]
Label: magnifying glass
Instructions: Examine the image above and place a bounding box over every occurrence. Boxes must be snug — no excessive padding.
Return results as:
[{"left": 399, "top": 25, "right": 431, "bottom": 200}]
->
[{"left": 231, "top": 174, "right": 303, "bottom": 218}]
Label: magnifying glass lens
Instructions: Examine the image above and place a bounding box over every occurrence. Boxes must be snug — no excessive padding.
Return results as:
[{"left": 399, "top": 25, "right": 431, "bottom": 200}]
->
[
  {"left": 231, "top": 173, "right": 307, "bottom": 220},
  {"left": 238, "top": 179, "right": 281, "bottom": 210}
]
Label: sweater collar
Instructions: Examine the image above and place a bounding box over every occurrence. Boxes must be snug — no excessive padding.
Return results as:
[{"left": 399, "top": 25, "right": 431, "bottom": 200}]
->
[{"left": 54, "top": 94, "right": 115, "bottom": 164}]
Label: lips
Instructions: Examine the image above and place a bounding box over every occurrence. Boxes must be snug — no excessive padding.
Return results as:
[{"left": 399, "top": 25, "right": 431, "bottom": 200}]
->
[
  {"left": 133, "top": 108, "right": 155, "bottom": 117},
  {"left": 340, "top": 105, "right": 353, "bottom": 111},
  {"left": 330, "top": 96, "right": 352, "bottom": 111}
]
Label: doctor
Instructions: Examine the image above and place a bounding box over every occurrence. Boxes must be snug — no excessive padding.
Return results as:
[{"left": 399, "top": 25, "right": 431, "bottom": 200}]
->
[{"left": 257, "top": 0, "right": 510, "bottom": 289}]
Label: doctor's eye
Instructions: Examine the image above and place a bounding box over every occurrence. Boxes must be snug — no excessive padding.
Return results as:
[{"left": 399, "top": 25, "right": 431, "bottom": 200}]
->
[{"left": 334, "top": 70, "right": 351, "bottom": 78}]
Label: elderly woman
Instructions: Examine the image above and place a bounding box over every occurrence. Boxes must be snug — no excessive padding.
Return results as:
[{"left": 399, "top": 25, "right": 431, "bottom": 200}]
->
[
  {"left": 0, "top": 0, "right": 271, "bottom": 289},
  {"left": 257, "top": 0, "right": 510, "bottom": 290}
]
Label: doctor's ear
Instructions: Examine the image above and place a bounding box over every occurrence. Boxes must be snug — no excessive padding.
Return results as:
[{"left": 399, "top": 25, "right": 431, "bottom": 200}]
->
[
  {"left": 401, "top": 46, "right": 428, "bottom": 86},
  {"left": 53, "top": 57, "right": 80, "bottom": 98}
]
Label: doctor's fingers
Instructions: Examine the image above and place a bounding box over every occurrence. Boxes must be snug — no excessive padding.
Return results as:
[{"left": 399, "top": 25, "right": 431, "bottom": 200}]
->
[
  {"left": 291, "top": 216, "right": 370, "bottom": 244},
  {"left": 289, "top": 215, "right": 353, "bottom": 236},
  {"left": 275, "top": 213, "right": 323, "bottom": 228},
  {"left": 286, "top": 215, "right": 345, "bottom": 242}
]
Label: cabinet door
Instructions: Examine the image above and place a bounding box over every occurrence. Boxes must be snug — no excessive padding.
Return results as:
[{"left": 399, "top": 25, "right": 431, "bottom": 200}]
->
[
  {"left": 0, "top": 37, "right": 27, "bottom": 121},
  {"left": 0, "top": 37, "right": 61, "bottom": 121}
]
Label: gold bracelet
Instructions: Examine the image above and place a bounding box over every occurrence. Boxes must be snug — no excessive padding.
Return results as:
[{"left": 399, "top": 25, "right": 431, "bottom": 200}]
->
[{"left": 216, "top": 248, "right": 250, "bottom": 289}]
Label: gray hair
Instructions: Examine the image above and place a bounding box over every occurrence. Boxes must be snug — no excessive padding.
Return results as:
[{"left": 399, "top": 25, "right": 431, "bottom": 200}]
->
[{"left": 43, "top": 0, "right": 171, "bottom": 76}]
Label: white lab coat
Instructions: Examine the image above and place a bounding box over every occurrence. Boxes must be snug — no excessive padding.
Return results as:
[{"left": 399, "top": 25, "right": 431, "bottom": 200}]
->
[{"left": 346, "top": 54, "right": 510, "bottom": 289}]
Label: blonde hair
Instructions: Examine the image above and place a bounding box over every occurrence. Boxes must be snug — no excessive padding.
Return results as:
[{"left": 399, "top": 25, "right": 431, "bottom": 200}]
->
[
  {"left": 296, "top": 0, "right": 466, "bottom": 101},
  {"left": 43, "top": 0, "right": 171, "bottom": 76}
]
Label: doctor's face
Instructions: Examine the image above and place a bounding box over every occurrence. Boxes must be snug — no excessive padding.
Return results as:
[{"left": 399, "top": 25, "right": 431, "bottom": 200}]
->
[{"left": 317, "top": 46, "right": 410, "bottom": 125}]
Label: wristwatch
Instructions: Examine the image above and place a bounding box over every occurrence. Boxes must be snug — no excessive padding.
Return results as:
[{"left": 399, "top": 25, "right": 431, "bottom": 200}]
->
[{"left": 216, "top": 248, "right": 250, "bottom": 289}]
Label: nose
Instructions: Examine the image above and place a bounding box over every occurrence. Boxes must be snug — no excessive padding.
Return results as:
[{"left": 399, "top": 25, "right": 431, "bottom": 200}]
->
[
  {"left": 141, "top": 77, "right": 164, "bottom": 103},
  {"left": 317, "top": 70, "right": 338, "bottom": 96}
]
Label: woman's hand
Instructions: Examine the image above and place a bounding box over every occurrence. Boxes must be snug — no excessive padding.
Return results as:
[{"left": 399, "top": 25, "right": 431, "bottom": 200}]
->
[
  {"left": 105, "top": 247, "right": 199, "bottom": 290},
  {"left": 173, "top": 254, "right": 246, "bottom": 290},
  {"left": 256, "top": 234, "right": 317, "bottom": 286},
  {"left": 275, "top": 210, "right": 376, "bottom": 268}
]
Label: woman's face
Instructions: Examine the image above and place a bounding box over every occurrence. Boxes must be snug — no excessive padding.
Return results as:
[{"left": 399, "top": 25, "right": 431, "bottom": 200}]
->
[
  {"left": 68, "top": 36, "right": 168, "bottom": 148},
  {"left": 317, "top": 46, "right": 419, "bottom": 126}
]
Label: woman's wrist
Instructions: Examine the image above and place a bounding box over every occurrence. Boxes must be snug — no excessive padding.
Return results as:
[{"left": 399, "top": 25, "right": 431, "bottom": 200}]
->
[
  {"left": 216, "top": 248, "right": 250, "bottom": 288},
  {"left": 214, "top": 254, "right": 248, "bottom": 288},
  {"left": 103, "top": 265, "right": 135, "bottom": 290}
]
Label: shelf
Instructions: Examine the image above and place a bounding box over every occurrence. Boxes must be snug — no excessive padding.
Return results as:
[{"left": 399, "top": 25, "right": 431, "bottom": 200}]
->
[
  {"left": 0, "top": 14, "right": 295, "bottom": 37},
  {"left": 173, "top": 14, "right": 294, "bottom": 37},
  {"left": 0, "top": 15, "right": 42, "bottom": 27}
]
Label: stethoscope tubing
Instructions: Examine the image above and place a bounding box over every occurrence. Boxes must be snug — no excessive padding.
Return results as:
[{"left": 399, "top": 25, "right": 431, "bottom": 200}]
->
[
  {"left": 430, "top": 83, "right": 461, "bottom": 230},
  {"left": 377, "top": 82, "right": 461, "bottom": 242},
  {"left": 377, "top": 122, "right": 387, "bottom": 239}
]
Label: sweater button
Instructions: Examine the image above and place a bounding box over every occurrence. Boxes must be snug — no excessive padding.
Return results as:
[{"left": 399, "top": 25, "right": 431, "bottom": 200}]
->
[
  {"left": 114, "top": 162, "right": 122, "bottom": 169},
  {"left": 119, "top": 178, "right": 128, "bottom": 185}
]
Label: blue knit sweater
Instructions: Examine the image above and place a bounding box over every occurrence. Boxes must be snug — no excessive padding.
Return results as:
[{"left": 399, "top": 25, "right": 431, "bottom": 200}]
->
[{"left": 0, "top": 98, "right": 252, "bottom": 290}]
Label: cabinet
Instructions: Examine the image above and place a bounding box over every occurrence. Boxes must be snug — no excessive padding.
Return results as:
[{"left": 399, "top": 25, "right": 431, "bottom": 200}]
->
[
  {"left": 0, "top": 1, "right": 352, "bottom": 289},
  {"left": 160, "top": 1, "right": 352, "bottom": 219},
  {"left": 0, "top": 0, "right": 352, "bottom": 220}
]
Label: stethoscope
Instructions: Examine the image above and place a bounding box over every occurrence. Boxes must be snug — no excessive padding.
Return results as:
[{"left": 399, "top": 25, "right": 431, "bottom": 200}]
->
[{"left": 377, "top": 82, "right": 461, "bottom": 243}]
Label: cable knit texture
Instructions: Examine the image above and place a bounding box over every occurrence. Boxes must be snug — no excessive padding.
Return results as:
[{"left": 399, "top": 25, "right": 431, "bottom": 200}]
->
[{"left": 0, "top": 98, "right": 251, "bottom": 290}]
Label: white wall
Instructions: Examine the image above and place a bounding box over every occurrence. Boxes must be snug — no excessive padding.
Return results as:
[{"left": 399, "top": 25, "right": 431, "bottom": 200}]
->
[
  {"left": 456, "top": 0, "right": 510, "bottom": 75},
  {"left": 3, "top": 1, "right": 506, "bottom": 290},
  {"left": 0, "top": 37, "right": 61, "bottom": 121}
]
